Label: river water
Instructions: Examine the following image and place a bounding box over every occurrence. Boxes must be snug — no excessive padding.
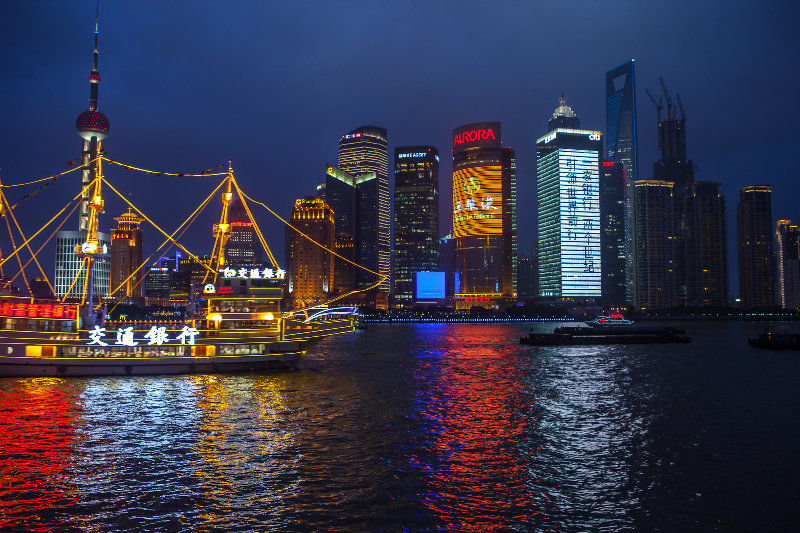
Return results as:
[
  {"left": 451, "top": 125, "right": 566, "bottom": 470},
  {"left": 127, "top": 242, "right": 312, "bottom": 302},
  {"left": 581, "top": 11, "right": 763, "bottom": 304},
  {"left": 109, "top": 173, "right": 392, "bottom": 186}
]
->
[{"left": 0, "top": 321, "right": 798, "bottom": 531}]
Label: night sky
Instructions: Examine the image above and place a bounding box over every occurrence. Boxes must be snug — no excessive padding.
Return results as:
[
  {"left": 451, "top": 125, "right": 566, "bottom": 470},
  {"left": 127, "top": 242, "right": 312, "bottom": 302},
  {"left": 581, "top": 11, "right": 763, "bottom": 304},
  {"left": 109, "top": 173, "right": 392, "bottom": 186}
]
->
[{"left": 1, "top": 1, "right": 798, "bottom": 296}]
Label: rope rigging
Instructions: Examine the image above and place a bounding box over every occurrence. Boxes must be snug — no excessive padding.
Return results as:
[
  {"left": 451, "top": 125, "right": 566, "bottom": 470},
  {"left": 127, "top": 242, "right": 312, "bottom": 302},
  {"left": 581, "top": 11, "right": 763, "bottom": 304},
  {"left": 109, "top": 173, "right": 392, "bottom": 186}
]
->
[{"left": 0, "top": 155, "right": 384, "bottom": 316}]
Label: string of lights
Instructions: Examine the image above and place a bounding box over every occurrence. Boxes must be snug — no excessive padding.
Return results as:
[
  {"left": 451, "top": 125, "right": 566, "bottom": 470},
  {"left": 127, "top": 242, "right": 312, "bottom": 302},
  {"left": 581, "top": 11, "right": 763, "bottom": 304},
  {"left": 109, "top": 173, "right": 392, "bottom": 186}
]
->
[
  {"left": 103, "top": 177, "right": 227, "bottom": 312},
  {"left": 0, "top": 157, "right": 96, "bottom": 188},
  {"left": 8, "top": 200, "right": 80, "bottom": 286},
  {"left": 0, "top": 187, "right": 57, "bottom": 296},
  {"left": 241, "top": 192, "right": 387, "bottom": 311},
  {"left": 102, "top": 157, "right": 227, "bottom": 177},
  {"left": 0, "top": 179, "right": 99, "bottom": 269},
  {"left": 100, "top": 177, "right": 219, "bottom": 280}
]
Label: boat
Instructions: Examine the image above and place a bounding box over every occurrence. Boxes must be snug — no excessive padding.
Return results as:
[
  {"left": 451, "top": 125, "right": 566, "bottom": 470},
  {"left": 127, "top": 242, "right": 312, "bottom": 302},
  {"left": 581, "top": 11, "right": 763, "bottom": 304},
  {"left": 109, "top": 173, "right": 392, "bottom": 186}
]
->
[
  {"left": 748, "top": 329, "right": 800, "bottom": 350},
  {"left": 0, "top": 161, "right": 360, "bottom": 378},
  {"left": 521, "top": 324, "right": 690, "bottom": 345},
  {"left": 585, "top": 313, "right": 634, "bottom": 327}
]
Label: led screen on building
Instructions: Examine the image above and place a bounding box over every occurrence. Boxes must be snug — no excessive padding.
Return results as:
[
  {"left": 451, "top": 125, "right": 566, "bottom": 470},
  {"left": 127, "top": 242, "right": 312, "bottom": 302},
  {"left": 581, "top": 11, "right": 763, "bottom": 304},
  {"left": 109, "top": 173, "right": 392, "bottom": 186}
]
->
[
  {"left": 416, "top": 271, "right": 446, "bottom": 299},
  {"left": 452, "top": 165, "right": 502, "bottom": 237},
  {"left": 559, "top": 149, "right": 601, "bottom": 296}
]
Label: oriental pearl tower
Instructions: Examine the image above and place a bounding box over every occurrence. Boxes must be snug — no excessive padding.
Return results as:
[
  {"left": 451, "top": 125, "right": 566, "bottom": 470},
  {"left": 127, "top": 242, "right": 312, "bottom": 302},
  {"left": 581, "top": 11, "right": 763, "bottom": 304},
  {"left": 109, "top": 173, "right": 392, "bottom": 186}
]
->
[
  {"left": 75, "top": 3, "right": 109, "bottom": 232},
  {"left": 54, "top": 3, "right": 111, "bottom": 300}
]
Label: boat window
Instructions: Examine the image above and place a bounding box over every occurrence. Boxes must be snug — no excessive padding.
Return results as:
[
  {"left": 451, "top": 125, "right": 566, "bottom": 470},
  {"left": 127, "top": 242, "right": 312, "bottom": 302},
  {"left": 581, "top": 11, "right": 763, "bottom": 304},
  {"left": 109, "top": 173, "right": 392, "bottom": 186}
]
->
[{"left": 220, "top": 345, "right": 234, "bottom": 355}]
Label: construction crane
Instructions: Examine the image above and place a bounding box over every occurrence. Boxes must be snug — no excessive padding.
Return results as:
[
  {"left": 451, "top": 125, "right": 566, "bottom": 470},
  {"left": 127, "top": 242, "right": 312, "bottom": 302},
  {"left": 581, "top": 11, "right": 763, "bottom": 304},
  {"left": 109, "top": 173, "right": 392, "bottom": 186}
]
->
[
  {"left": 645, "top": 88, "right": 663, "bottom": 121},
  {"left": 676, "top": 92, "right": 686, "bottom": 121},
  {"left": 659, "top": 76, "right": 673, "bottom": 120}
]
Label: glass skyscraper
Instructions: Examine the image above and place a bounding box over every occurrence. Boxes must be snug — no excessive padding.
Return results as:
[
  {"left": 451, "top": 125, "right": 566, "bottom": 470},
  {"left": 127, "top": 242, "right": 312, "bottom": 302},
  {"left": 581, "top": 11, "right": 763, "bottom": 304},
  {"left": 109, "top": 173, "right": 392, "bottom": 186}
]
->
[
  {"left": 606, "top": 60, "right": 639, "bottom": 303},
  {"left": 393, "top": 146, "right": 439, "bottom": 307},
  {"left": 536, "top": 97, "right": 602, "bottom": 298},
  {"left": 338, "top": 126, "right": 390, "bottom": 303}
]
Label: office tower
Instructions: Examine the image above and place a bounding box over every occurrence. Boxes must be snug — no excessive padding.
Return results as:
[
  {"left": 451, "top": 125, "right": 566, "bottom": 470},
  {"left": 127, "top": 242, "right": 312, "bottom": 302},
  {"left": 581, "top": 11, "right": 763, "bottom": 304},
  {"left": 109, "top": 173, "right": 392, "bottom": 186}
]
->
[
  {"left": 176, "top": 255, "right": 212, "bottom": 297},
  {"left": 393, "top": 146, "right": 439, "bottom": 307},
  {"left": 286, "top": 197, "right": 335, "bottom": 309},
  {"left": 338, "top": 126, "right": 390, "bottom": 303},
  {"left": 145, "top": 253, "right": 181, "bottom": 299},
  {"left": 606, "top": 60, "right": 639, "bottom": 303},
  {"left": 737, "top": 186, "right": 774, "bottom": 308},
  {"left": 452, "top": 122, "right": 517, "bottom": 308},
  {"left": 536, "top": 98, "right": 602, "bottom": 299},
  {"left": 634, "top": 180, "right": 677, "bottom": 310},
  {"left": 776, "top": 220, "right": 800, "bottom": 309},
  {"left": 225, "top": 198, "right": 262, "bottom": 266},
  {"left": 55, "top": 13, "right": 110, "bottom": 299},
  {"left": 693, "top": 182, "right": 728, "bottom": 307},
  {"left": 322, "top": 165, "right": 367, "bottom": 296},
  {"left": 600, "top": 161, "right": 627, "bottom": 305},
  {"left": 517, "top": 251, "right": 538, "bottom": 301},
  {"left": 109, "top": 209, "right": 144, "bottom": 299},
  {"left": 54, "top": 232, "right": 110, "bottom": 299}
]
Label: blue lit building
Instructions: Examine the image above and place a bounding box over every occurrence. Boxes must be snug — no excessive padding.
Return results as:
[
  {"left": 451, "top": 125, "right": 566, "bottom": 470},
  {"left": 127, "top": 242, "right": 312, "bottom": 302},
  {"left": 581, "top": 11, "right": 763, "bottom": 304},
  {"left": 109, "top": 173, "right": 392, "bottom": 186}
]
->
[
  {"left": 537, "top": 96, "right": 602, "bottom": 298},
  {"left": 606, "top": 60, "right": 639, "bottom": 303}
]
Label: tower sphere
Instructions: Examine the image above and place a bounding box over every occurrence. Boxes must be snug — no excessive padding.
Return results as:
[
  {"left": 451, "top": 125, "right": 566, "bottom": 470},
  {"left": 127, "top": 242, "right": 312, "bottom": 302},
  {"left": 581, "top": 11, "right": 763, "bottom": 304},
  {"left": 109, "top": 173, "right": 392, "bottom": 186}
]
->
[{"left": 76, "top": 109, "right": 109, "bottom": 141}]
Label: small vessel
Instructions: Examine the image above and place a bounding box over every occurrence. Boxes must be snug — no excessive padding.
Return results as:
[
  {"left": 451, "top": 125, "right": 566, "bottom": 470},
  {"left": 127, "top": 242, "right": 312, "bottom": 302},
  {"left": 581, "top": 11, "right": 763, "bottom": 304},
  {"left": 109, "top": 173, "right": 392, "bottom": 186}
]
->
[
  {"left": 748, "top": 329, "right": 800, "bottom": 350},
  {"left": 585, "top": 313, "right": 634, "bottom": 327},
  {"left": 521, "top": 325, "right": 690, "bottom": 345}
]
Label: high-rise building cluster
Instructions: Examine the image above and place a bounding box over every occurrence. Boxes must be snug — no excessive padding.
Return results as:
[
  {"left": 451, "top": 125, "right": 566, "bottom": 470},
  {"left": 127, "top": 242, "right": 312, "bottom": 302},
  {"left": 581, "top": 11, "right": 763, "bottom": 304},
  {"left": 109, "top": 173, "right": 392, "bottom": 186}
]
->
[{"left": 53, "top": 25, "right": 791, "bottom": 314}]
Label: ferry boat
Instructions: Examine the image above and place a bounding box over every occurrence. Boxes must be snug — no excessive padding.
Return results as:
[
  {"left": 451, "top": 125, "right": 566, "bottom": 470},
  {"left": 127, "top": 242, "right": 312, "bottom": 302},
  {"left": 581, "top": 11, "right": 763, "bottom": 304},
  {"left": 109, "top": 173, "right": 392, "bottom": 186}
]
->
[
  {"left": 748, "top": 329, "right": 800, "bottom": 350},
  {"left": 0, "top": 281, "right": 354, "bottom": 377},
  {"left": 521, "top": 325, "right": 690, "bottom": 346},
  {"left": 585, "top": 314, "right": 634, "bottom": 327},
  {"left": 0, "top": 161, "right": 360, "bottom": 377}
]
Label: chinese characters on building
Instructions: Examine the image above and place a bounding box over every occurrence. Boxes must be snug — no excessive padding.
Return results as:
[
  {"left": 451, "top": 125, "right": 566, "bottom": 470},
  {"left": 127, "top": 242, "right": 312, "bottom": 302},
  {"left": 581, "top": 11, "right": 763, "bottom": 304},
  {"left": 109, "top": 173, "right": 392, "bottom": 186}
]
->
[{"left": 559, "top": 150, "right": 601, "bottom": 297}]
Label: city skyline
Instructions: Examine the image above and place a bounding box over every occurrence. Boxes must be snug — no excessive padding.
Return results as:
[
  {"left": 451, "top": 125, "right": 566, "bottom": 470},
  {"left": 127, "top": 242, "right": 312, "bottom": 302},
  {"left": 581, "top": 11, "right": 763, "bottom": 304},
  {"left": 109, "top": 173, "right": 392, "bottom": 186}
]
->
[{"left": 0, "top": 1, "right": 798, "bottom": 298}]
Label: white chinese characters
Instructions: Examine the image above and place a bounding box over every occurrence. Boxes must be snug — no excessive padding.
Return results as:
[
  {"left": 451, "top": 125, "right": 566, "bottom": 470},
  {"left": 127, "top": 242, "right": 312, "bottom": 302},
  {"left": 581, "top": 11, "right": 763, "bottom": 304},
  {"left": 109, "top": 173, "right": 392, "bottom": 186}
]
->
[
  {"left": 85, "top": 326, "right": 202, "bottom": 347},
  {"left": 220, "top": 266, "right": 285, "bottom": 280}
]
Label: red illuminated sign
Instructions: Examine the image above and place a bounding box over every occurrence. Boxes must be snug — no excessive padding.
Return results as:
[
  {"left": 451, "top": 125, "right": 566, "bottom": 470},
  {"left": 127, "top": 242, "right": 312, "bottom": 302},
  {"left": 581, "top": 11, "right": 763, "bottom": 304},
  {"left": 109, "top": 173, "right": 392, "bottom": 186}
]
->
[
  {"left": 454, "top": 128, "right": 496, "bottom": 146},
  {"left": 216, "top": 286, "right": 234, "bottom": 294},
  {"left": 230, "top": 222, "right": 253, "bottom": 227},
  {"left": 603, "top": 161, "right": 615, "bottom": 167},
  {"left": 0, "top": 301, "right": 77, "bottom": 320}
]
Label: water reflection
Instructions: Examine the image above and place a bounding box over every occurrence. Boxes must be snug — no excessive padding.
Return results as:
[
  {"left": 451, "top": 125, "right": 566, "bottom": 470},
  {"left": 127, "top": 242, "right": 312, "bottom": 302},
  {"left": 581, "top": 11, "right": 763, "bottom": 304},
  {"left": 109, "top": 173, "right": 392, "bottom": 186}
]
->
[
  {"left": 189, "top": 374, "right": 299, "bottom": 531},
  {"left": 408, "top": 324, "right": 535, "bottom": 531},
  {"left": 0, "top": 377, "right": 83, "bottom": 531}
]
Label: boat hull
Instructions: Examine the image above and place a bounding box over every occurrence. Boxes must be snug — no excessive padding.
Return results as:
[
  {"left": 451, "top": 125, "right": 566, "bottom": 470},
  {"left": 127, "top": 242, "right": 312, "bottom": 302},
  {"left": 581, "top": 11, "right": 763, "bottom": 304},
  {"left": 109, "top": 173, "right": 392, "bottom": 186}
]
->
[{"left": 0, "top": 351, "right": 301, "bottom": 377}]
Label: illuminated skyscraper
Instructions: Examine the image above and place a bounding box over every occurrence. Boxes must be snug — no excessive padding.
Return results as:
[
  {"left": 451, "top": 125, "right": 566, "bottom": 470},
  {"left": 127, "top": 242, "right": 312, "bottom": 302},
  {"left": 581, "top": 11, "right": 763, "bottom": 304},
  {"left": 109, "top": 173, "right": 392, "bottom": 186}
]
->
[
  {"left": 606, "top": 60, "right": 639, "bottom": 303},
  {"left": 338, "top": 126, "right": 390, "bottom": 303},
  {"left": 693, "top": 182, "right": 728, "bottom": 307},
  {"left": 287, "top": 197, "right": 335, "bottom": 309},
  {"left": 737, "top": 186, "right": 774, "bottom": 308},
  {"left": 225, "top": 198, "right": 262, "bottom": 266},
  {"left": 634, "top": 180, "right": 678, "bottom": 310},
  {"left": 776, "top": 220, "right": 800, "bottom": 309},
  {"left": 144, "top": 252, "right": 181, "bottom": 300},
  {"left": 536, "top": 97, "right": 602, "bottom": 299},
  {"left": 452, "top": 122, "right": 516, "bottom": 308},
  {"left": 55, "top": 11, "right": 110, "bottom": 299},
  {"left": 109, "top": 209, "right": 144, "bottom": 300},
  {"left": 393, "top": 146, "right": 439, "bottom": 307},
  {"left": 600, "top": 160, "right": 627, "bottom": 305}
]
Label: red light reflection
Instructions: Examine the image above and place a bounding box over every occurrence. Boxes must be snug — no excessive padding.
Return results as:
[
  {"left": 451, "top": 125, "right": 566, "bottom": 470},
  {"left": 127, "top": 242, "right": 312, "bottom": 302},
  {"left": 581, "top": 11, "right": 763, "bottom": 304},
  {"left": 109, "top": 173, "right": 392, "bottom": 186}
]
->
[
  {"left": 0, "top": 379, "right": 83, "bottom": 531},
  {"left": 414, "top": 325, "right": 535, "bottom": 530}
]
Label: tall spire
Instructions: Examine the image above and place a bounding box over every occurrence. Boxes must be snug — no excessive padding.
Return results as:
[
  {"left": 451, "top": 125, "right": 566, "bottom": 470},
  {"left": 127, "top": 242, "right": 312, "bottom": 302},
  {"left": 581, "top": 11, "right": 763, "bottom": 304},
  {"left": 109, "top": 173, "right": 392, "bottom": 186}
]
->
[
  {"left": 89, "top": 0, "right": 100, "bottom": 111},
  {"left": 76, "top": 0, "right": 109, "bottom": 231}
]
